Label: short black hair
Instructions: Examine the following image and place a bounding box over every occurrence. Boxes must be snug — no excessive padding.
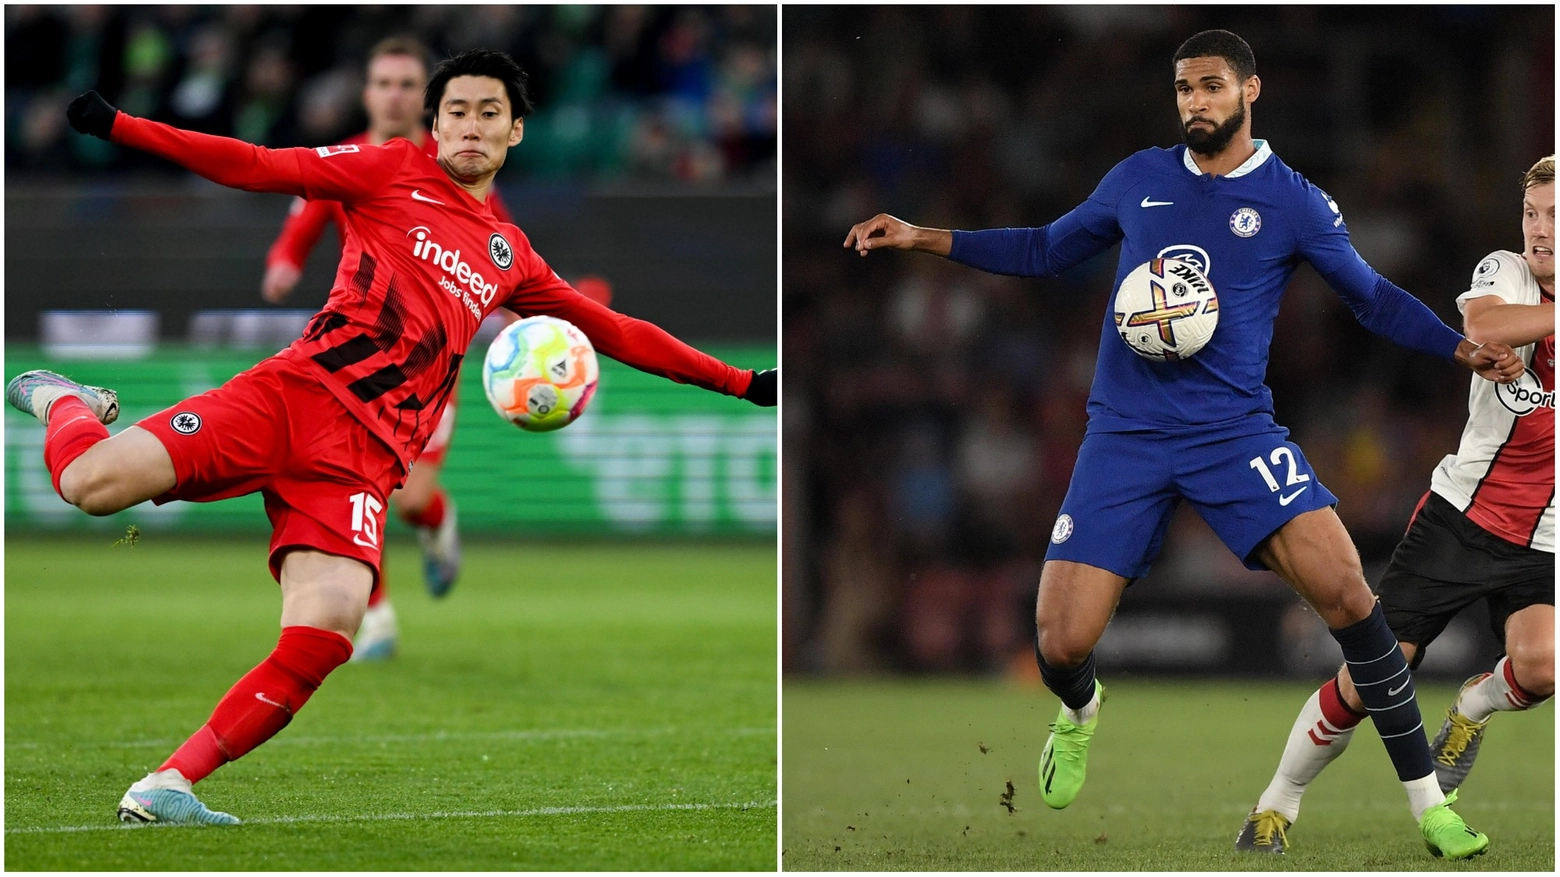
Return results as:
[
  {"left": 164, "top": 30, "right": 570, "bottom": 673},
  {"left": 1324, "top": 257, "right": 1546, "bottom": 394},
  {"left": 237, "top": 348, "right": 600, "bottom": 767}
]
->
[
  {"left": 425, "top": 48, "right": 535, "bottom": 119},
  {"left": 1172, "top": 30, "right": 1257, "bottom": 82}
]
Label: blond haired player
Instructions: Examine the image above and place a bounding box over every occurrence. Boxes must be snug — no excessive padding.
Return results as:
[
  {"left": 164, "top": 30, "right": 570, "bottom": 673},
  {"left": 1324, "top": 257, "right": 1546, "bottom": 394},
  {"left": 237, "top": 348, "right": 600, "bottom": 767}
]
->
[{"left": 1237, "top": 155, "right": 1554, "bottom": 853}]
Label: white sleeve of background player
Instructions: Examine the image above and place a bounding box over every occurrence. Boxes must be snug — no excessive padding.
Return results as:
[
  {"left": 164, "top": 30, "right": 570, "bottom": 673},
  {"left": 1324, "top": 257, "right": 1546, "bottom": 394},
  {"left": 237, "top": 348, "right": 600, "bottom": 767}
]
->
[{"left": 1455, "top": 251, "right": 1529, "bottom": 314}]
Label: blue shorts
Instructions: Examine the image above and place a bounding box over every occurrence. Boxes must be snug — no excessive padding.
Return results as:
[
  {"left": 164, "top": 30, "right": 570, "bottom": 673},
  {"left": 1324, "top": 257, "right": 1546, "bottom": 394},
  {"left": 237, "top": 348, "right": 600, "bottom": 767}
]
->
[{"left": 1045, "top": 420, "right": 1338, "bottom": 579}]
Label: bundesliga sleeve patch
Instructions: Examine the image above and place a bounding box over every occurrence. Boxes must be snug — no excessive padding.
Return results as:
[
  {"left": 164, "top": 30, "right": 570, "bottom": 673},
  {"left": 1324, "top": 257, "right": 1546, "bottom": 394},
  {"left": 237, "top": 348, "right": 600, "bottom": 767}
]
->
[{"left": 315, "top": 144, "right": 361, "bottom": 158}]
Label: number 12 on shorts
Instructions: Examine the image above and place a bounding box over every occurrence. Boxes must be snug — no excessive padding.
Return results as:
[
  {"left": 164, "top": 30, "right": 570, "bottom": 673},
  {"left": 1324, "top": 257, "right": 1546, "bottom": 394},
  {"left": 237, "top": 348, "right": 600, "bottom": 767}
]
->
[
  {"left": 1249, "top": 446, "right": 1310, "bottom": 497},
  {"left": 349, "top": 491, "right": 384, "bottom": 549}
]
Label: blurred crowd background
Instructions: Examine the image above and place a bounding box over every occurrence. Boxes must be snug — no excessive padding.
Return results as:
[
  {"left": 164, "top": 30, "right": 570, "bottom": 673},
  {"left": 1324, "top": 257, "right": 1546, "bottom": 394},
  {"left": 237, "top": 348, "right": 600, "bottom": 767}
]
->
[
  {"left": 5, "top": 6, "right": 777, "bottom": 542},
  {"left": 5, "top": 5, "right": 777, "bottom": 343},
  {"left": 782, "top": 6, "right": 1554, "bottom": 675},
  {"left": 6, "top": 4, "right": 776, "bottom": 184}
]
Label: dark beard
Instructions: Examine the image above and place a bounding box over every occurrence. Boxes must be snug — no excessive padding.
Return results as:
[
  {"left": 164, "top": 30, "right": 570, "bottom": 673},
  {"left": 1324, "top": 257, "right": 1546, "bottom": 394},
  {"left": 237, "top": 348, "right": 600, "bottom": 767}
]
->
[{"left": 1182, "top": 96, "right": 1245, "bottom": 156}]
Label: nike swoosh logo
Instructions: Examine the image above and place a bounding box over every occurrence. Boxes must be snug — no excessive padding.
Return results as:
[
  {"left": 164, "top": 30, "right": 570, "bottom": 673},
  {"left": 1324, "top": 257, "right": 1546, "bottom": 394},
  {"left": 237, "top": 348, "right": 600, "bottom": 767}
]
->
[
  {"left": 1140, "top": 197, "right": 1174, "bottom": 208},
  {"left": 255, "top": 692, "right": 286, "bottom": 709},
  {"left": 411, "top": 190, "right": 445, "bottom": 206},
  {"left": 1279, "top": 486, "right": 1309, "bottom": 506},
  {"left": 1388, "top": 680, "right": 1409, "bottom": 696}
]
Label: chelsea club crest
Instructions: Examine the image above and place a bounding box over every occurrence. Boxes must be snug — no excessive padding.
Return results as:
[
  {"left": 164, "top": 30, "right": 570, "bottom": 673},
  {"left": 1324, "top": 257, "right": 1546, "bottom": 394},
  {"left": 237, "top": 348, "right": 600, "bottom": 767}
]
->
[{"left": 1229, "top": 207, "right": 1262, "bottom": 238}]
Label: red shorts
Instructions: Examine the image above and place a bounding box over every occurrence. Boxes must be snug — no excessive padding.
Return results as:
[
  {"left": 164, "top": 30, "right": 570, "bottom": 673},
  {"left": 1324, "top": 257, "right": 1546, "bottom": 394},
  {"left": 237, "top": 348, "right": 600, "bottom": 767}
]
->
[
  {"left": 417, "top": 384, "right": 457, "bottom": 468},
  {"left": 137, "top": 355, "right": 402, "bottom": 583}
]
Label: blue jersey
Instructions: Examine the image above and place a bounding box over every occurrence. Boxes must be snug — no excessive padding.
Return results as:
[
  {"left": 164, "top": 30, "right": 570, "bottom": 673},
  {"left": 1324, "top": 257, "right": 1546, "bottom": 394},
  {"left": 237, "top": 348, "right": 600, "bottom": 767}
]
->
[{"left": 948, "top": 141, "right": 1461, "bottom": 431}]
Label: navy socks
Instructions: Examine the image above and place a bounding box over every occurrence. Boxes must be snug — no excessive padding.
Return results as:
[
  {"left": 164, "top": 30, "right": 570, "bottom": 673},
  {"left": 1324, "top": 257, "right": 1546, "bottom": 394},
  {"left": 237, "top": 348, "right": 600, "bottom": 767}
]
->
[{"left": 1330, "top": 604, "right": 1433, "bottom": 781}]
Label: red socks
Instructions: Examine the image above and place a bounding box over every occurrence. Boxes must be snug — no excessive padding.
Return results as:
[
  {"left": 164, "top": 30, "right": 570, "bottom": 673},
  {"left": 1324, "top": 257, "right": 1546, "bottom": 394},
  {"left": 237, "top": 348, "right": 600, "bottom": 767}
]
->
[
  {"left": 367, "top": 560, "right": 389, "bottom": 607},
  {"left": 159, "top": 626, "right": 353, "bottom": 783},
  {"left": 399, "top": 488, "right": 447, "bottom": 530},
  {"left": 1319, "top": 676, "right": 1365, "bottom": 730},
  {"left": 44, "top": 396, "right": 109, "bottom": 498},
  {"left": 1502, "top": 656, "right": 1541, "bottom": 708}
]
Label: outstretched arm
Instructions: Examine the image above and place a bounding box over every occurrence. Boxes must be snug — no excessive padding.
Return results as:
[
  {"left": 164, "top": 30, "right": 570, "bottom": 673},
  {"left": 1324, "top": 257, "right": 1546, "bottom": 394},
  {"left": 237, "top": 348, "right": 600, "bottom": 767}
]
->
[
  {"left": 1463, "top": 296, "right": 1554, "bottom": 347},
  {"left": 503, "top": 246, "right": 773, "bottom": 406},
  {"left": 843, "top": 215, "right": 952, "bottom": 257},
  {"left": 1325, "top": 269, "right": 1523, "bottom": 383},
  {"left": 844, "top": 163, "right": 1127, "bottom": 277},
  {"left": 1456, "top": 252, "right": 1554, "bottom": 347},
  {"left": 69, "top": 91, "right": 402, "bottom": 202},
  {"left": 1298, "top": 184, "right": 1524, "bottom": 383},
  {"left": 528, "top": 289, "right": 773, "bottom": 405},
  {"left": 844, "top": 213, "right": 1121, "bottom": 278}
]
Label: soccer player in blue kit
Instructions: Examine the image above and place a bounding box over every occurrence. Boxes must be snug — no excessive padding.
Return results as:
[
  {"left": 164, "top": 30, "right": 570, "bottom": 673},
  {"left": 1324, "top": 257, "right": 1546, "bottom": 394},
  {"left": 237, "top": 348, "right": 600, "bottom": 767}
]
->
[{"left": 843, "top": 30, "right": 1523, "bottom": 859}]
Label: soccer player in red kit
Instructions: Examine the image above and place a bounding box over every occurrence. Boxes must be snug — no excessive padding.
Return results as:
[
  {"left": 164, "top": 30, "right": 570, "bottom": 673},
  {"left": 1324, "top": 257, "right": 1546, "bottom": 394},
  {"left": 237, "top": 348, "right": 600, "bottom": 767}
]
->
[
  {"left": 1236, "top": 155, "right": 1554, "bottom": 853},
  {"left": 261, "top": 37, "right": 504, "bottom": 660},
  {"left": 10, "top": 48, "right": 776, "bottom": 826}
]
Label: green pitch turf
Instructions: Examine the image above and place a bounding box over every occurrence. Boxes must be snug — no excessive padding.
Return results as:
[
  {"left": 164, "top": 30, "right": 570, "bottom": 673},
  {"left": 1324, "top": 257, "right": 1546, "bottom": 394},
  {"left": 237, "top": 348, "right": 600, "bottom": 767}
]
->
[
  {"left": 783, "top": 679, "right": 1553, "bottom": 871},
  {"left": 5, "top": 535, "right": 776, "bottom": 870}
]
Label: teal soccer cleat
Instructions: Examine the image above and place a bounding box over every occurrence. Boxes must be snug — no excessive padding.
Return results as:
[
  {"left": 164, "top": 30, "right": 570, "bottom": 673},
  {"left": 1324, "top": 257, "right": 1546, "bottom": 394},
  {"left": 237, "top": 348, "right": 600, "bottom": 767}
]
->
[
  {"left": 6, "top": 370, "right": 118, "bottom": 425},
  {"left": 117, "top": 770, "right": 239, "bottom": 826},
  {"left": 350, "top": 601, "right": 399, "bottom": 662},
  {"left": 416, "top": 500, "right": 461, "bottom": 598}
]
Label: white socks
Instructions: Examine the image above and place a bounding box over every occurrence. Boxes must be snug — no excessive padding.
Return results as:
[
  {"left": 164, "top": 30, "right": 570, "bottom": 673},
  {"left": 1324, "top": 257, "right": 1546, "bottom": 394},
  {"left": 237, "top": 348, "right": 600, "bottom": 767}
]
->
[
  {"left": 1256, "top": 686, "right": 1359, "bottom": 822},
  {"left": 1061, "top": 688, "right": 1101, "bottom": 726},
  {"left": 1458, "top": 656, "right": 1545, "bottom": 723},
  {"left": 1404, "top": 774, "right": 1445, "bottom": 821}
]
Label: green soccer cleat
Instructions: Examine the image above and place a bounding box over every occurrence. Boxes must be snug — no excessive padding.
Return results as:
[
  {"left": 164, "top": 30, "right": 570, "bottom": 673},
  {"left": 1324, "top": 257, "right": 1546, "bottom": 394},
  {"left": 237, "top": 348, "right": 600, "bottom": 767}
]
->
[
  {"left": 1429, "top": 674, "right": 1491, "bottom": 793},
  {"left": 6, "top": 369, "right": 118, "bottom": 425},
  {"left": 1038, "top": 681, "right": 1103, "bottom": 809},
  {"left": 1419, "top": 790, "right": 1489, "bottom": 860},
  {"left": 1234, "top": 808, "right": 1290, "bottom": 853}
]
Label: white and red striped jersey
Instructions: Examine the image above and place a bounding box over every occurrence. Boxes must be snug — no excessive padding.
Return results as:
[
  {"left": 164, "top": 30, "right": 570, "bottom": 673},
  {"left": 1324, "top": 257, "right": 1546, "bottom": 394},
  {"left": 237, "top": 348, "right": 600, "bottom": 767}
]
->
[{"left": 1430, "top": 250, "right": 1555, "bottom": 552}]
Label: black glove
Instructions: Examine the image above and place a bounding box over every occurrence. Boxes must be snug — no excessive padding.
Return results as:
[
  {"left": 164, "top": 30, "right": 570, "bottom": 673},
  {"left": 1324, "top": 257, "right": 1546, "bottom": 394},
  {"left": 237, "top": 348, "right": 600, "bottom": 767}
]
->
[
  {"left": 744, "top": 368, "right": 776, "bottom": 407},
  {"left": 67, "top": 91, "right": 118, "bottom": 140}
]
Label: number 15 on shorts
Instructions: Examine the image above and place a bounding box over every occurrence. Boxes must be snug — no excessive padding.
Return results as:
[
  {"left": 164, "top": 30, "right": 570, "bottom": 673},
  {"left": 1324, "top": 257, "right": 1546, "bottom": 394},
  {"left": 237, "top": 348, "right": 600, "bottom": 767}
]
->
[
  {"left": 1250, "top": 446, "right": 1311, "bottom": 506},
  {"left": 349, "top": 491, "right": 385, "bottom": 549}
]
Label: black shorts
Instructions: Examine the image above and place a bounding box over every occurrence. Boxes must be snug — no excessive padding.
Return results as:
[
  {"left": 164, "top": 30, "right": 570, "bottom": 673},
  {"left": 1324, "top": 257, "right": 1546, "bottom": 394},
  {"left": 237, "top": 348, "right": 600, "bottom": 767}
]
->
[{"left": 1377, "top": 491, "right": 1554, "bottom": 656}]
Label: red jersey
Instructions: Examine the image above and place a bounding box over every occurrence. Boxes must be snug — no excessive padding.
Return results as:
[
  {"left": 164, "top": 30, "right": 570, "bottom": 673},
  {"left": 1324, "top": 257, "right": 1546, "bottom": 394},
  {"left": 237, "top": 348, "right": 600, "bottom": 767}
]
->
[
  {"left": 111, "top": 113, "right": 754, "bottom": 469},
  {"left": 1430, "top": 250, "right": 1555, "bottom": 551},
  {"left": 265, "top": 130, "right": 514, "bottom": 272}
]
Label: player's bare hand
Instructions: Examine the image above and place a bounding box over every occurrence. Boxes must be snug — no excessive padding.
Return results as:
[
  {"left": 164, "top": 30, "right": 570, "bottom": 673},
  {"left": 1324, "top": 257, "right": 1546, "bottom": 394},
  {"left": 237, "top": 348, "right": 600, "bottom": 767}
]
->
[
  {"left": 1456, "top": 339, "right": 1525, "bottom": 384},
  {"left": 843, "top": 214, "right": 952, "bottom": 257},
  {"left": 261, "top": 263, "right": 302, "bottom": 303}
]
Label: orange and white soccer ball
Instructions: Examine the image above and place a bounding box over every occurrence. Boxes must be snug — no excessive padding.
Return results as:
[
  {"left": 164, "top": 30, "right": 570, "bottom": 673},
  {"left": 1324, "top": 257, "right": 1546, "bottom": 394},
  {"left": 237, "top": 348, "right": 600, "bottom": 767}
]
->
[{"left": 481, "top": 316, "right": 599, "bottom": 432}]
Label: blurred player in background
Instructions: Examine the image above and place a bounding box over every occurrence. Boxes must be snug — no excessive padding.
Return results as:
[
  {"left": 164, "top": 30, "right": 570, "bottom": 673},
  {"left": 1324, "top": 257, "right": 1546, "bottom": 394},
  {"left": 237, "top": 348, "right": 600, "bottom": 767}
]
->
[
  {"left": 260, "top": 37, "right": 508, "bottom": 660},
  {"left": 1240, "top": 155, "right": 1554, "bottom": 853},
  {"left": 11, "top": 47, "right": 776, "bottom": 826},
  {"left": 844, "top": 30, "right": 1519, "bottom": 859}
]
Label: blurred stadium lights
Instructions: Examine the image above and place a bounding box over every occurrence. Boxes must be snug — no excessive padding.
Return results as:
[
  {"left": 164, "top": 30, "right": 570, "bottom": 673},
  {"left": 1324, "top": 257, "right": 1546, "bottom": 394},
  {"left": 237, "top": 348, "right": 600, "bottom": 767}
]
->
[{"left": 41, "top": 309, "right": 158, "bottom": 359}]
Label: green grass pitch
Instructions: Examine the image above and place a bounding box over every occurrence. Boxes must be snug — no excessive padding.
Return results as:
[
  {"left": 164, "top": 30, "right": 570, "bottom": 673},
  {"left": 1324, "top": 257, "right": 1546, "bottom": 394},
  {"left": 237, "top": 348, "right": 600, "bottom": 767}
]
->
[
  {"left": 783, "top": 679, "right": 1553, "bottom": 870},
  {"left": 5, "top": 535, "right": 776, "bottom": 870}
]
